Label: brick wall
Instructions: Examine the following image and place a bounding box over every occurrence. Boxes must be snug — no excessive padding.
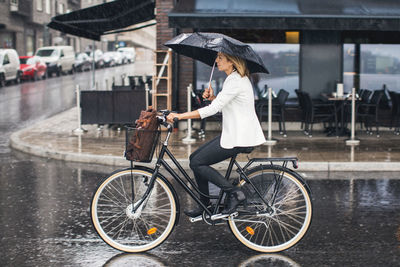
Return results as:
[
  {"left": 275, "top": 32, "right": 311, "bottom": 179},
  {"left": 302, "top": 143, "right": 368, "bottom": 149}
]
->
[{"left": 156, "top": 0, "right": 194, "bottom": 113}]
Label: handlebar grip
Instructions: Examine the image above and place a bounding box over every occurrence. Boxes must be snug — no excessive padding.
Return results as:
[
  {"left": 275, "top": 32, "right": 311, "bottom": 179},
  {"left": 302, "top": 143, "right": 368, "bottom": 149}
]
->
[{"left": 173, "top": 117, "right": 179, "bottom": 123}]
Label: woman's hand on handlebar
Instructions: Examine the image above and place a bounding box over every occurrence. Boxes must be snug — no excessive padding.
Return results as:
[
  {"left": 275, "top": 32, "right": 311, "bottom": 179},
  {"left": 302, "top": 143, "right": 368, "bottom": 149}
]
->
[{"left": 167, "top": 113, "right": 179, "bottom": 123}]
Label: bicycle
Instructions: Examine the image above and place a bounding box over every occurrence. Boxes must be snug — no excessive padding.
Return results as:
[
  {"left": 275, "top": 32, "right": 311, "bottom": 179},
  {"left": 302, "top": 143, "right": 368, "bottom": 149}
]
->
[{"left": 91, "top": 110, "right": 313, "bottom": 253}]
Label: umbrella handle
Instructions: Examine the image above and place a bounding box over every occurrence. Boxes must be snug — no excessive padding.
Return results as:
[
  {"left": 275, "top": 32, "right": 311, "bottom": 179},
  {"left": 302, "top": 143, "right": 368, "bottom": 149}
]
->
[{"left": 208, "top": 61, "right": 216, "bottom": 89}]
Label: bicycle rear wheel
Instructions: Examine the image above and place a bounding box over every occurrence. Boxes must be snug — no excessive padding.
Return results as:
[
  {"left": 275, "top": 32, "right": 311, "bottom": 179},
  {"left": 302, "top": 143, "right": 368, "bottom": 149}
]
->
[
  {"left": 91, "top": 168, "right": 177, "bottom": 252},
  {"left": 228, "top": 165, "right": 312, "bottom": 252}
]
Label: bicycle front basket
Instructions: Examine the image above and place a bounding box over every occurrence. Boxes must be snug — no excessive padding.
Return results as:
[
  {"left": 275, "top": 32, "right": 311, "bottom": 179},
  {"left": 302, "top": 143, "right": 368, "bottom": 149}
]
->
[{"left": 124, "top": 126, "right": 160, "bottom": 162}]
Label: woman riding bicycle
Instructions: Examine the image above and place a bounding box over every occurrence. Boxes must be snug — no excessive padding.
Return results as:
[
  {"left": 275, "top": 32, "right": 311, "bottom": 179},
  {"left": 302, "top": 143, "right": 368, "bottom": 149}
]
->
[{"left": 167, "top": 52, "right": 266, "bottom": 217}]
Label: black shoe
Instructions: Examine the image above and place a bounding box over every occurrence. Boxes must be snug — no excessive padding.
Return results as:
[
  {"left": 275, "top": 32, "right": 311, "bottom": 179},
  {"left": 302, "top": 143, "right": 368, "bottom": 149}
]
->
[
  {"left": 221, "top": 188, "right": 246, "bottom": 214},
  {"left": 184, "top": 205, "right": 207, "bottom": 218}
]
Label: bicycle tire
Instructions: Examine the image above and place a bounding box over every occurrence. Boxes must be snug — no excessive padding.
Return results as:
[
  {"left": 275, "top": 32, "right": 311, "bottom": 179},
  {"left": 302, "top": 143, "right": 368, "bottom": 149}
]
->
[
  {"left": 91, "top": 168, "right": 177, "bottom": 252},
  {"left": 228, "top": 165, "right": 312, "bottom": 252}
]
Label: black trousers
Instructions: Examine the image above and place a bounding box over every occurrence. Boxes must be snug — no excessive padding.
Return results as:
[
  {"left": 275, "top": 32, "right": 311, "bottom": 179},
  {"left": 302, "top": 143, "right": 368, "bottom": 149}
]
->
[{"left": 189, "top": 135, "right": 252, "bottom": 204}]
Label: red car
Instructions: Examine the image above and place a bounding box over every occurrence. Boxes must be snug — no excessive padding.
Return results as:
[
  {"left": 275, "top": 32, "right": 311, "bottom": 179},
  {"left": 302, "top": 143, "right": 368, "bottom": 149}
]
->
[{"left": 19, "top": 56, "right": 47, "bottom": 81}]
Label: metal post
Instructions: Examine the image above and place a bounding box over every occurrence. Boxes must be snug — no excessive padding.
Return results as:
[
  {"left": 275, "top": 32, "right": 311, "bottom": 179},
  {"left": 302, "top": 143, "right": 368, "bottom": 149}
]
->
[
  {"left": 145, "top": 82, "right": 149, "bottom": 109},
  {"left": 346, "top": 87, "right": 360, "bottom": 145},
  {"left": 350, "top": 145, "right": 355, "bottom": 162},
  {"left": 264, "top": 87, "right": 277, "bottom": 145},
  {"left": 182, "top": 83, "right": 196, "bottom": 143},
  {"left": 92, "top": 40, "right": 95, "bottom": 90},
  {"left": 73, "top": 85, "right": 87, "bottom": 134}
]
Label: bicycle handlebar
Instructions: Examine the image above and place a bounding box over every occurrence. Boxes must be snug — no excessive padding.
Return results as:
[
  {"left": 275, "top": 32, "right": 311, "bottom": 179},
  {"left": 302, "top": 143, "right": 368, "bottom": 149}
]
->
[{"left": 157, "top": 110, "right": 177, "bottom": 132}]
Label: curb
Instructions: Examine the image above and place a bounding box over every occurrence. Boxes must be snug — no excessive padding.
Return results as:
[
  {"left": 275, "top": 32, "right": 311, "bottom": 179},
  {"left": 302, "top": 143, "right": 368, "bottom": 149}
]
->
[{"left": 10, "top": 125, "right": 400, "bottom": 171}]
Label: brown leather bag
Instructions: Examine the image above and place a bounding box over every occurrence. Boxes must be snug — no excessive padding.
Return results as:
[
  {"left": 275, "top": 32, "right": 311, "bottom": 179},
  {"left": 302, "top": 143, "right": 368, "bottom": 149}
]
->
[{"left": 125, "top": 108, "right": 159, "bottom": 162}]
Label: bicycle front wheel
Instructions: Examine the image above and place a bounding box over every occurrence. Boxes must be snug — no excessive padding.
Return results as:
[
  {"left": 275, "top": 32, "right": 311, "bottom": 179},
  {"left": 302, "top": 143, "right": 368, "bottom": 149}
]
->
[
  {"left": 228, "top": 165, "right": 312, "bottom": 252},
  {"left": 91, "top": 168, "right": 177, "bottom": 252}
]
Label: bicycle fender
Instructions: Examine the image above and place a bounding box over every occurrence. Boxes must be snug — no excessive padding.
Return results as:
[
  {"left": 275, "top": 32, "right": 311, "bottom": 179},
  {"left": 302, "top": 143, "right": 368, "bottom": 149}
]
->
[
  {"left": 246, "top": 165, "right": 312, "bottom": 196},
  {"left": 129, "top": 165, "right": 181, "bottom": 226}
]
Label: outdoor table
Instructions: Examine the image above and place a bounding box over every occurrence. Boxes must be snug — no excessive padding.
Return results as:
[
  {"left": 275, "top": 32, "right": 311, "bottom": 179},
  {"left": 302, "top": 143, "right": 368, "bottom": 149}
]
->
[{"left": 322, "top": 93, "right": 361, "bottom": 136}]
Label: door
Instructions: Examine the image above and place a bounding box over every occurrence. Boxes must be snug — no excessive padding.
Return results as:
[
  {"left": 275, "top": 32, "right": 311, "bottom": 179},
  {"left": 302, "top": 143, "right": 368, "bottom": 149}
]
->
[
  {"left": 3, "top": 54, "right": 12, "bottom": 80},
  {"left": 59, "top": 49, "right": 64, "bottom": 70}
]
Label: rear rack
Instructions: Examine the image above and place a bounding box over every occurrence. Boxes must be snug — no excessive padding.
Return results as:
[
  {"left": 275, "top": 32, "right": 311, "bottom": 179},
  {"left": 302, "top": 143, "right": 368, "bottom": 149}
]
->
[{"left": 242, "top": 157, "right": 298, "bottom": 171}]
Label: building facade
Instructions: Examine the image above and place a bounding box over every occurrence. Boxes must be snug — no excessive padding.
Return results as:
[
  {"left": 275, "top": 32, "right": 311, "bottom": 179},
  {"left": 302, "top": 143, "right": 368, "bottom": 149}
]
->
[
  {"left": 157, "top": 0, "right": 400, "bottom": 122},
  {"left": 0, "top": 0, "right": 83, "bottom": 56}
]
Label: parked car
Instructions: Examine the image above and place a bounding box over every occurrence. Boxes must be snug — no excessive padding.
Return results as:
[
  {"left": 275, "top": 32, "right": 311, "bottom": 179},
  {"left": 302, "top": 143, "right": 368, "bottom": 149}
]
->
[
  {"left": 112, "top": 51, "right": 124, "bottom": 65},
  {"left": 0, "top": 48, "right": 21, "bottom": 87},
  {"left": 75, "top": 52, "right": 92, "bottom": 72},
  {"left": 19, "top": 56, "right": 47, "bottom": 81},
  {"left": 103, "top": 51, "right": 116, "bottom": 67},
  {"left": 86, "top": 49, "right": 104, "bottom": 69},
  {"left": 35, "top": 46, "right": 75, "bottom": 77},
  {"left": 118, "top": 47, "right": 136, "bottom": 63}
]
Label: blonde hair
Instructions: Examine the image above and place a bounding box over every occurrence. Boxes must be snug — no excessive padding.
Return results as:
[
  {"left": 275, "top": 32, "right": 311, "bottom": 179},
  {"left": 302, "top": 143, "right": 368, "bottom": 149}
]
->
[{"left": 224, "top": 53, "right": 250, "bottom": 77}]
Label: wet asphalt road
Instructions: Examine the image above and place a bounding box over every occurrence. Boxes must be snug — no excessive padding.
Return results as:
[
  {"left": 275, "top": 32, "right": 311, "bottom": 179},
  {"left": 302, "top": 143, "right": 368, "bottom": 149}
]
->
[
  {"left": 0, "top": 155, "right": 400, "bottom": 266},
  {"left": 0, "top": 65, "right": 400, "bottom": 266}
]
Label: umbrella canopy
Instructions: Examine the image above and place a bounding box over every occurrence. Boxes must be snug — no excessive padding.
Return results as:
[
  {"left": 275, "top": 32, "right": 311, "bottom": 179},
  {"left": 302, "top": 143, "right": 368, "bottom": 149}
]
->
[
  {"left": 164, "top": 32, "right": 269, "bottom": 74},
  {"left": 47, "top": 0, "right": 155, "bottom": 41}
]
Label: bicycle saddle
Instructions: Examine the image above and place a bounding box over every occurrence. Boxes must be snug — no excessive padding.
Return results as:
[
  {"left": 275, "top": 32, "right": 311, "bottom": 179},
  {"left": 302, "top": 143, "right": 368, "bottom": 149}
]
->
[{"left": 241, "top": 147, "right": 254, "bottom": 154}]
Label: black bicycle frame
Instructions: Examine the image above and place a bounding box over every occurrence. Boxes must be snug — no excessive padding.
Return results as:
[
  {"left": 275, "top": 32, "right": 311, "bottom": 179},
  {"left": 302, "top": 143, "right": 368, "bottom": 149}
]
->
[
  {"left": 133, "top": 144, "right": 279, "bottom": 216},
  {"left": 131, "top": 123, "right": 300, "bottom": 215}
]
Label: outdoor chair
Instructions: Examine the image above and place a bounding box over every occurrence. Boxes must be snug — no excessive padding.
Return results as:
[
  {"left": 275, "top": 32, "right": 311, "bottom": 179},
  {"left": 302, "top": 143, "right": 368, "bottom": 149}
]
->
[
  {"left": 388, "top": 91, "right": 400, "bottom": 134},
  {"left": 340, "top": 89, "right": 370, "bottom": 128},
  {"left": 301, "top": 91, "right": 338, "bottom": 137},
  {"left": 257, "top": 89, "right": 289, "bottom": 137},
  {"left": 295, "top": 89, "right": 308, "bottom": 133},
  {"left": 356, "top": 89, "right": 384, "bottom": 137}
]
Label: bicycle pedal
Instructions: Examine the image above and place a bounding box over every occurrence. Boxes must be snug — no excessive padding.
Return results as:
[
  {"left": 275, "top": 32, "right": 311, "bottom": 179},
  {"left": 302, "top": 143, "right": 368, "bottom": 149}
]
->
[{"left": 189, "top": 215, "right": 203, "bottom": 223}]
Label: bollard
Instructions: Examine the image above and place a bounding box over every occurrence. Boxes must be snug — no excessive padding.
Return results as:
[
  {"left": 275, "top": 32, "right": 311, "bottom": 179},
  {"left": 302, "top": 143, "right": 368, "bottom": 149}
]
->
[
  {"left": 182, "top": 83, "right": 196, "bottom": 143},
  {"left": 145, "top": 82, "right": 149, "bottom": 109},
  {"left": 346, "top": 87, "right": 360, "bottom": 145},
  {"left": 73, "top": 85, "right": 87, "bottom": 134},
  {"left": 264, "top": 87, "right": 277, "bottom": 145}
]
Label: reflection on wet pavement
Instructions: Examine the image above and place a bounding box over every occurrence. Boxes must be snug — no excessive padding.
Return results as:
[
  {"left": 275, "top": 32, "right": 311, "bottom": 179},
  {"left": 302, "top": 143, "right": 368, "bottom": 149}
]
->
[{"left": 0, "top": 152, "right": 399, "bottom": 266}]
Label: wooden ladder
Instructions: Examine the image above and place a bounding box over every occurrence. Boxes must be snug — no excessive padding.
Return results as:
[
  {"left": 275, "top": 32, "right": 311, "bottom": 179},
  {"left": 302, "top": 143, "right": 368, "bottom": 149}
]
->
[{"left": 152, "top": 50, "right": 172, "bottom": 110}]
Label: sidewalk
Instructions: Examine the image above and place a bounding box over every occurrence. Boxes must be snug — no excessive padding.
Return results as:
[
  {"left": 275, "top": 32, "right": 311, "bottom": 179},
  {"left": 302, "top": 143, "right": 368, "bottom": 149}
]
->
[{"left": 9, "top": 107, "right": 400, "bottom": 171}]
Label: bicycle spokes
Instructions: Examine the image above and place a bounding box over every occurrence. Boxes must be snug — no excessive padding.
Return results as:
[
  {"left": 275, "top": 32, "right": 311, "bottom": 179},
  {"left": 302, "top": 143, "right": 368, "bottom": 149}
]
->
[
  {"left": 229, "top": 168, "right": 312, "bottom": 252},
  {"left": 91, "top": 169, "right": 177, "bottom": 252}
]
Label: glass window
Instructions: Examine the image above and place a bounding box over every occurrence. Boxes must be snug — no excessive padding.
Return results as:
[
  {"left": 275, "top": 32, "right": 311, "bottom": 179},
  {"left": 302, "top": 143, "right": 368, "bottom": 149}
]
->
[
  {"left": 45, "top": 0, "right": 50, "bottom": 14},
  {"left": 26, "top": 35, "right": 34, "bottom": 56},
  {"left": 0, "top": 32, "right": 14, "bottom": 48},
  {"left": 3, "top": 54, "right": 9, "bottom": 65},
  {"left": 58, "top": 3, "right": 64, "bottom": 14},
  {"left": 360, "top": 44, "right": 400, "bottom": 91},
  {"left": 195, "top": 44, "right": 299, "bottom": 98},
  {"left": 36, "top": 49, "right": 56, "bottom": 57},
  {"left": 19, "top": 57, "right": 27, "bottom": 64},
  {"left": 36, "top": 0, "right": 42, "bottom": 11},
  {"left": 343, "top": 43, "right": 356, "bottom": 93}
]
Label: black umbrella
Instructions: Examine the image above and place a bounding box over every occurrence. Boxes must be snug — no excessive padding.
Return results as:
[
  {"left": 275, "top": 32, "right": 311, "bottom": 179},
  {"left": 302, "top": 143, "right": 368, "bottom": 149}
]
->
[{"left": 164, "top": 32, "right": 269, "bottom": 74}]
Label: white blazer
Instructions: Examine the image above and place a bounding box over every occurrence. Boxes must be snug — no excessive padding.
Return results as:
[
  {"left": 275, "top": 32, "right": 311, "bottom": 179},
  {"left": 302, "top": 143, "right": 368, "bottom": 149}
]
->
[{"left": 198, "top": 71, "right": 266, "bottom": 149}]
